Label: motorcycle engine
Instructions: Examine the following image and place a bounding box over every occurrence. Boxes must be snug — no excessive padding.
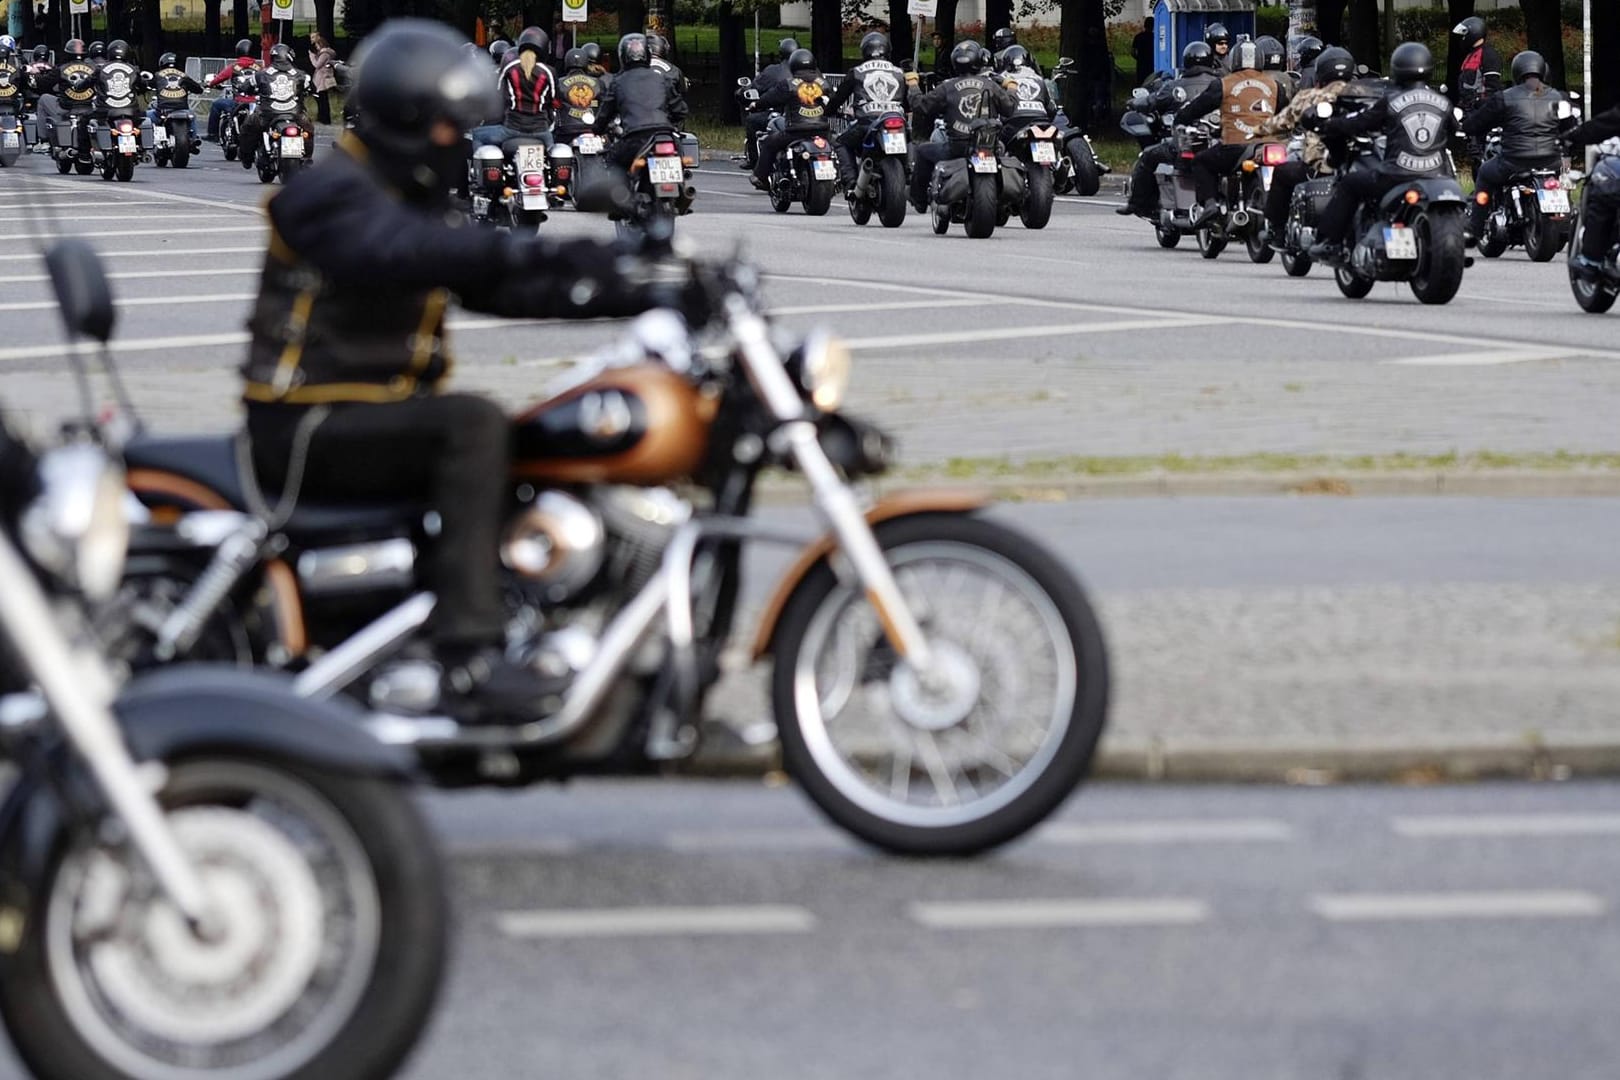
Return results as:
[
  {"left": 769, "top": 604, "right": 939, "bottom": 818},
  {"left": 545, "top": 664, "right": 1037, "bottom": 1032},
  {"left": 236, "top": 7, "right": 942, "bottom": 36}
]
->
[{"left": 501, "top": 491, "right": 606, "bottom": 604}]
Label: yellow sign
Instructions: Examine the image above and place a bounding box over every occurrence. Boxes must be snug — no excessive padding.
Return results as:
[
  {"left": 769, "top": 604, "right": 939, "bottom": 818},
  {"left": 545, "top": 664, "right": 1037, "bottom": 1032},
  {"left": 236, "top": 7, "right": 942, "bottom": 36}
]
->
[
  {"left": 271, "top": 0, "right": 294, "bottom": 19},
  {"left": 562, "top": 0, "right": 587, "bottom": 24}
]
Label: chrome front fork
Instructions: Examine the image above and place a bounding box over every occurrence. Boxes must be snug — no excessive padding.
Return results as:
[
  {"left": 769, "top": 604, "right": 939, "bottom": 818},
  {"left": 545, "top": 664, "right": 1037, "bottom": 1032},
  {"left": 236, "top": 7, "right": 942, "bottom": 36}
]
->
[
  {"left": 0, "top": 532, "right": 214, "bottom": 929},
  {"left": 725, "top": 296, "right": 935, "bottom": 669}
]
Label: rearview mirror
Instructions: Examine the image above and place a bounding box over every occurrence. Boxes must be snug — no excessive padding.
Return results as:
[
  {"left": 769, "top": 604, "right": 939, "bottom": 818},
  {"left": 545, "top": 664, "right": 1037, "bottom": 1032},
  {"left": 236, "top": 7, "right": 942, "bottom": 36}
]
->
[
  {"left": 1056, "top": 56, "right": 1073, "bottom": 66},
  {"left": 736, "top": 77, "right": 751, "bottom": 87},
  {"left": 573, "top": 172, "right": 636, "bottom": 216},
  {"left": 44, "top": 239, "right": 115, "bottom": 345},
  {"left": 1556, "top": 99, "right": 1573, "bottom": 120}
]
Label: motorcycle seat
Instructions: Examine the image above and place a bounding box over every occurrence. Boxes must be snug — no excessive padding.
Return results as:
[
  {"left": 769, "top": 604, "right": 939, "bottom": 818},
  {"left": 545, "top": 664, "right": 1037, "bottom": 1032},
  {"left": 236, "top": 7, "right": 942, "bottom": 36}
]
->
[{"left": 125, "top": 434, "right": 424, "bottom": 537}]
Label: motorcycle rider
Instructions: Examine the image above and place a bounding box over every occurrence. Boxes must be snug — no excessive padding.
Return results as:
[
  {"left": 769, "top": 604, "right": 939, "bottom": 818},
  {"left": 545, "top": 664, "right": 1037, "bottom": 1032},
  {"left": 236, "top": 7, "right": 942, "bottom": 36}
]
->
[
  {"left": 1453, "top": 15, "right": 1501, "bottom": 171},
  {"left": 471, "top": 25, "right": 559, "bottom": 149},
  {"left": 1255, "top": 45, "right": 1356, "bottom": 247},
  {"left": 825, "top": 30, "right": 914, "bottom": 190},
  {"left": 907, "top": 39, "right": 1018, "bottom": 212},
  {"left": 243, "top": 20, "right": 687, "bottom": 722},
  {"left": 87, "top": 40, "right": 106, "bottom": 68},
  {"left": 744, "top": 37, "right": 799, "bottom": 164},
  {"left": 0, "top": 38, "right": 22, "bottom": 117},
  {"left": 997, "top": 44, "right": 1057, "bottom": 140},
  {"left": 596, "top": 33, "right": 686, "bottom": 172},
  {"left": 240, "top": 43, "right": 313, "bottom": 168},
  {"left": 1308, "top": 42, "right": 1458, "bottom": 262},
  {"left": 94, "top": 39, "right": 144, "bottom": 139},
  {"left": 1175, "top": 39, "right": 1284, "bottom": 223},
  {"left": 647, "top": 33, "right": 688, "bottom": 95},
  {"left": 146, "top": 52, "right": 204, "bottom": 143},
  {"left": 554, "top": 47, "right": 603, "bottom": 143},
  {"left": 749, "top": 46, "right": 830, "bottom": 191},
  {"left": 1565, "top": 101, "right": 1620, "bottom": 278},
  {"left": 1294, "top": 35, "right": 1325, "bottom": 89},
  {"left": 1116, "top": 40, "right": 1221, "bottom": 217},
  {"left": 35, "top": 38, "right": 97, "bottom": 153},
  {"left": 488, "top": 38, "right": 512, "bottom": 70},
  {"left": 1205, "top": 23, "right": 1231, "bottom": 65},
  {"left": 1460, "top": 50, "right": 1569, "bottom": 246},
  {"left": 1255, "top": 34, "right": 1292, "bottom": 105},
  {"left": 206, "top": 39, "right": 260, "bottom": 141}
]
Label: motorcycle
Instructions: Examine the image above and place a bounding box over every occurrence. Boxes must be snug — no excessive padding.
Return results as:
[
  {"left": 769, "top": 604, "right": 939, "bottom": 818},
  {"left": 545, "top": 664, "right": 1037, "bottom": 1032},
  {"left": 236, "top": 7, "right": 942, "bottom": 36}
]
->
[
  {"left": 48, "top": 111, "right": 100, "bottom": 175},
  {"left": 94, "top": 112, "right": 151, "bottom": 182},
  {"left": 255, "top": 110, "right": 313, "bottom": 185},
  {"left": 469, "top": 135, "right": 553, "bottom": 229},
  {"left": 1567, "top": 141, "right": 1620, "bottom": 315},
  {"left": 928, "top": 119, "right": 1009, "bottom": 239},
  {"left": 1003, "top": 119, "right": 1060, "bottom": 230},
  {"left": 1050, "top": 58, "right": 1105, "bottom": 195},
  {"left": 149, "top": 107, "right": 198, "bottom": 169},
  {"left": 1192, "top": 140, "right": 1288, "bottom": 262},
  {"left": 218, "top": 72, "right": 258, "bottom": 164},
  {"left": 1147, "top": 120, "right": 1217, "bottom": 250},
  {"left": 1475, "top": 121, "right": 1578, "bottom": 263},
  {"left": 0, "top": 238, "right": 446, "bottom": 1080},
  {"left": 0, "top": 71, "right": 24, "bottom": 166},
  {"left": 844, "top": 110, "right": 910, "bottom": 228},
  {"left": 110, "top": 221, "right": 1111, "bottom": 857},
  {"left": 618, "top": 126, "right": 696, "bottom": 224},
  {"left": 1275, "top": 160, "right": 1336, "bottom": 278},
  {"left": 763, "top": 116, "right": 838, "bottom": 216}
]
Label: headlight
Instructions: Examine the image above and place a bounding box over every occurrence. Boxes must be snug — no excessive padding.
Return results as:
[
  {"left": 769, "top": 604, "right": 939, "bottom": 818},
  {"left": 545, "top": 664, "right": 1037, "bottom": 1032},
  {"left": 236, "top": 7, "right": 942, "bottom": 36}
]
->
[
  {"left": 793, "top": 330, "right": 851, "bottom": 412},
  {"left": 20, "top": 443, "right": 129, "bottom": 603}
]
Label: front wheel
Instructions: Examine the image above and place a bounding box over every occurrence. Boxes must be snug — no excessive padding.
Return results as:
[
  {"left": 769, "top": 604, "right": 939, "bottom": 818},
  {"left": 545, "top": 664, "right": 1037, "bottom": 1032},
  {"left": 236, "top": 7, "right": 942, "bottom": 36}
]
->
[
  {"left": 772, "top": 513, "right": 1110, "bottom": 856},
  {"left": 769, "top": 176, "right": 793, "bottom": 214},
  {"left": 1569, "top": 212, "right": 1617, "bottom": 314},
  {"left": 1408, "top": 209, "right": 1466, "bottom": 305},
  {"left": 876, "top": 156, "right": 907, "bottom": 228},
  {"left": 0, "top": 756, "right": 446, "bottom": 1080},
  {"left": 1155, "top": 221, "right": 1181, "bottom": 248},
  {"left": 1197, "top": 226, "right": 1227, "bottom": 260},
  {"left": 1281, "top": 247, "right": 1313, "bottom": 277},
  {"left": 1335, "top": 262, "right": 1374, "bottom": 298},
  {"left": 1020, "top": 165, "right": 1054, "bottom": 230},
  {"left": 1066, "top": 137, "right": 1101, "bottom": 196},
  {"left": 804, "top": 177, "right": 834, "bottom": 216},
  {"left": 965, "top": 172, "right": 997, "bottom": 239}
]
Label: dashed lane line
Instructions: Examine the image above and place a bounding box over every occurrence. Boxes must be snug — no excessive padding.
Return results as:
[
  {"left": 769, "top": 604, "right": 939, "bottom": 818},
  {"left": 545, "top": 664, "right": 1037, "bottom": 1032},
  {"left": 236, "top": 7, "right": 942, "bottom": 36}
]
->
[
  {"left": 0, "top": 248, "right": 249, "bottom": 263},
  {"left": 0, "top": 292, "right": 254, "bottom": 313},
  {"left": 1040, "top": 819, "right": 1295, "bottom": 845},
  {"left": 1393, "top": 814, "right": 1620, "bottom": 838},
  {"left": 1381, "top": 349, "right": 1580, "bottom": 366},
  {"left": 911, "top": 898, "right": 1211, "bottom": 930},
  {"left": 497, "top": 904, "right": 818, "bottom": 939},
  {"left": 844, "top": 317, "right": 1224, "bottom": 351},
  {"left": 1310, "top": 890, "right": 1607, "bottom": 922},
  {"left": 9, "top": 225, "right": 262, "bottom": 241}
]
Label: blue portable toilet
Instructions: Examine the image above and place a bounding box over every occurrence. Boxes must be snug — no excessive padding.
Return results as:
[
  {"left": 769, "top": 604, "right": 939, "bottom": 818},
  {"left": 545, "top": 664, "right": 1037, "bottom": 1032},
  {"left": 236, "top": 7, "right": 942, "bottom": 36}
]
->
[{"left": 1152, "top": 0, "right": 1257, "bottom": 77}]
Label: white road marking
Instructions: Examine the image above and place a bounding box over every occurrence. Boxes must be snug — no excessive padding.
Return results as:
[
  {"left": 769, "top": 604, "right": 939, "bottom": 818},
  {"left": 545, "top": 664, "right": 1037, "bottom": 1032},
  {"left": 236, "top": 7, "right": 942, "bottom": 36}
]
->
[
  {"left": 0, "top": 247, "right": 251, "bottom": 263},
  {"left": 0, "top": 292, "right": 254, "bottom": 312},
  {"left": 0, "top": 201, "right": 176, "bottom": 211},
  {"left": 0, "top": 268, "right": 259, "bottom": 284},
  {"left": 1039, "top": 819, "right": 1295, "bottom": 845},
  {"left": 9, "top": 225, "right": 263, "bottom": 241},
  {"left": 1393, "top": 814, "right": 1620, "bottom": 838},
  {"left": 1380, "top": 349, "right": 1577, "bottom": 366},
  {"left": 665, "top": 828, "right": 848, "bottom": 852},
  {"left": 767, "top": 298, "right": 994, "bottom": 317},
  {"left": 845, "top": 317, "right": 1222, "bottom": 351},
  {"left": 911, "top": 898, "right": 1210, "bottom": 930},
  {"left": 1310, "top": 890, "right": 1607, "bottom": 922},
  {"left": 497, "top": 904, "right": 818, "bottom": 939},
  {"left": 0, "top": 213, "right": 243, "bottom": 224},
  {"left": 21, "top": 176, "right": 269, "bottom": 216},
  {"left": 694, "top": 188, "right": 754, "bottom": 199}
]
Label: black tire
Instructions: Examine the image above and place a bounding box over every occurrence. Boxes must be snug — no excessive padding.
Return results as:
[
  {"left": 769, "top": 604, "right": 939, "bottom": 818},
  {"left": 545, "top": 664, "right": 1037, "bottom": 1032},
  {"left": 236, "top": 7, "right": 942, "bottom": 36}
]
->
[
  {"left": 1197, "top": 226, "right": 1227, "bottom": 260},
  {"left": 1244, "top": 186, "right": 1273, "bottom": 263},
  {"left": 1569, "top": 213, "right": 1618, "bottom": 313},
  {"left": 804, "top": 177, "right": 834, "bottom": 216},
  {"left": 1154, "top": 221, "right": 1180, "bottom": 248},
  {"left": 1066, "top": 138, "right": 1100, "bottom": 196},
  {"left": 1020, "top": 166, "right": 1054, "bottom": 230},
  {"left": 0, "top": 757, "right": 447, "bottom": 1080},
  {"left": 1409, "top": 209, "right": 1466, "bottom": 305},
  {"left": 511, "top": 206, "right": 545, "bottom": 231},
  {"left": 56, "top": 156, "right": 72, "bottom": 174},
  {"left": 1281, "top": 246, "right": 1312, "bottom": 276},
  {"left": 74, "top": 159, "right": 94, "bottom": 175},
  {"left": 771, "top": 513, "right": 1110, "bottom": 856},
  {"left": 222, "top": 142, "right": 237, "bottom": 162},
  {"left": 1523, "top": 202, "right": 1564, "bottom": 263},
  {"left": 965, "top": 173, "right": 997, "bottom": 239},
  {"left": 769, "top": 177, "right": 793, "bottom": 213},
  {"left": 153, "top": 153, "right": 167, "bottom": 168},
  {"left": 1335, "top": 263, "right": 1374, "bottom": 299},
  {"left": 876, "top": 156, "right": 907, "bottom": 228},
  {"left": 930, "top": 198, "right": 949, "bottom": 235},
  {"left": 1478, "top": 214, "right": 1508, "bottom": 258},
  {"left": 280, "top": 157, "right": 305, "bottom": 184},
  {"left": 848, "top": 194, "right": 873, "bottom": 225},
  {"left": 114, "top": 156, "right": 134, "bottom": 182}
]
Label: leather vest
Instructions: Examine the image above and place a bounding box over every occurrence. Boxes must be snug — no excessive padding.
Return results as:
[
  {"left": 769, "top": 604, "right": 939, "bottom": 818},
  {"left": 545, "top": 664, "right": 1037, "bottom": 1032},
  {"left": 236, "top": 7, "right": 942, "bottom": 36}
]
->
[
  {"left": 151, "top": 67, "right": 191, "bottom": 107},
  {"left": 558, "top": 72, "right": 601, "bottom": 123},
  {"left": 1496, "top": 82, "right": 1565, "bottom": 163},
  {"left": 1002, "top": 68, "right": 1049, "bottom": 117},
  {"left": 1383, "top": 85, "right": 1451, "bottom": 175},
  {"left": 783, "top": 76, "right": 829, "bottom": 128},
  {"left": 98, "top": 61, "right": 140, "bottom": 111},
  {"left": 848, "top": 60, "right": 906, "bottom": 118},
  {"left": 1219, "top": 70, "right": 1278, "bottom": 144},
  {"left": 941, "top": 75, "right": 1000, "bottom": 139},
  {"left": 56, "top": 60, "right": 97, "bottom": 109},
  {"left": 0, "top": 62, "right": 20, "bottom": 104},
  {"left": 258, "top": 68, "right": 302, "bottom": 116}
]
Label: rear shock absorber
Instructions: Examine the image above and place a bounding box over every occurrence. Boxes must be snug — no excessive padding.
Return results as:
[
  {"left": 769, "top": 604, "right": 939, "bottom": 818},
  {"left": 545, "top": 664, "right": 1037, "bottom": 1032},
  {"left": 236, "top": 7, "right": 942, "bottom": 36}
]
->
[{"left": 152, "top": 517, "right": 270, "bottom": 661}]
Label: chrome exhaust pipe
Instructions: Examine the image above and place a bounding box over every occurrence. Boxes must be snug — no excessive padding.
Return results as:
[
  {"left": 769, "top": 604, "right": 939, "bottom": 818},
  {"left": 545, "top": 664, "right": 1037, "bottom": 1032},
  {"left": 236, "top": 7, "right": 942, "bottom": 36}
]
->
[{"left": 1230, "top": 207, "right": 1250, "bottom": 228}]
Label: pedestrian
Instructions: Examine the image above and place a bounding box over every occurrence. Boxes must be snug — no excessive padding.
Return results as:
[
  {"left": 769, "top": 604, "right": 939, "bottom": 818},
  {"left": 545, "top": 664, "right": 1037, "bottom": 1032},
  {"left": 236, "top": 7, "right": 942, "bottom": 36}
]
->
[
  {"left": 309, "top": 30, "right": 337, "bottom": 124},
  {"left": 1132, "top": 16, "right": 1154, "bottom": 87}
]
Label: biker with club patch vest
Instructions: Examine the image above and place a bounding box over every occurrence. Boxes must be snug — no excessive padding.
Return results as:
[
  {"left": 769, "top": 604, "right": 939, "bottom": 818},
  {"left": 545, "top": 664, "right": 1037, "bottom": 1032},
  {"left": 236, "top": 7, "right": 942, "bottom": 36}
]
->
[
  {"left": 240, "top": 43, "right": 314, "bottom": 168},
  {"left": 1308, "top": 41, "right": 1458, "bottom": 262},
  {"left": 1175, "top": 39, "right": 1285, "bottom": 223},
  {"left": 996, "top": 45, "right": 1057, "bottom": 142},
  {"left": 1565, "top": 101, "right": 1620, "bottom": 279},
  {"left": 1460, "top": 50, "right": 1571, "bottom": 245},
  {"left": 206, "top": 39, "right": 261, "bottom": 140},
  {"left": 826, "top": 31, "right": 914, "bottom": 189},
  {"left": 1117, "top": 40, "right": 1223, "bottom": 218},
  {"left": 1254, "top": 46, "right": 1357, "bottom": 246},
  {"left": 907, "top": 40, "right": 1019, "bottom": 212},
  {"left": 750, "top": 47, "right": 831, "bottom": 189},
  {"left": 554, "top": 47, "right": 603, "bottom": 142},
  {"left": 147, "top": 52, "right": 204, "bottom": 142},
  {"left": 35, "top": 39, "right": 98, "bottom": 152}
]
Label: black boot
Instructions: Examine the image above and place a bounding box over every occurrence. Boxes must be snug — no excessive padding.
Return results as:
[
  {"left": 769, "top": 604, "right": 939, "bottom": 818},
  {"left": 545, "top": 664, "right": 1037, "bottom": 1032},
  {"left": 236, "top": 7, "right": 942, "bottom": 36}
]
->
[{"left": 440, "top": 646, "right": 570, "bottom": 725}]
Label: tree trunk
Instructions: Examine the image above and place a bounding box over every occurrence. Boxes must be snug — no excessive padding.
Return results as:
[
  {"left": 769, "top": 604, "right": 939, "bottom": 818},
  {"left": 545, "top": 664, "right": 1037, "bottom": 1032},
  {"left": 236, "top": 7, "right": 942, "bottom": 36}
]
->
[
  {"left": 1597, "top": 0, "right": 1619, "bottom": 112},
  {"left": 1058, "top": 0, "right": 1085, "bottom": 123},
  {"left": 205, "top": 0, "right": 221, "bottom": 53},
  {"left": 1315, "top": 0, "right": 1344, "bottom": 46},
  {"left": 104, "top": 0, "right": 126, "bottom": 45},
  {"left": 1443, "top": 0, "right": 1474, "bottom": 93},
  {"left": 139, "top": 0, "right": 164, "bottom": 59},
  {"left": 810, "top": 0, "right": 841, "bottom": 74},
  {"left": 934, "top": 0, "right": 958, "bottom": 53},
  {"left": 314, "top": 0, "right": 334, "bottom": 43},
  {"left": 887, "top": 0, "right": 913, "bottom": 65},
  {"left": 984, "top": 0, "right": 1012, "bottom": 42},
  {"left": 719, "top": 0, "right": 744, "bottom": 122},
  {"left": 1347, "top": 0, "right": 1378, "bottom": 73},
  {"left": 232, "top": 0, "right": 249, "bottom": 43},
  {"left": 1520, "top": 0, "right": 1564, "bottom": 90},
  {"left": 619, "top": 0, "right": 645, "bottom": 39}
]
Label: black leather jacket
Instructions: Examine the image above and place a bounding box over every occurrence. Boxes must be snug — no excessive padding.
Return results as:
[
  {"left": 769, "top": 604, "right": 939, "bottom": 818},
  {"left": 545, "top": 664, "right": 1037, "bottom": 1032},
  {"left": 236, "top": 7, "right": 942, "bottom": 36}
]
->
[
  {"left": 50, "top": 59, "right": 99, "bottom": 112},
  {"left": 241, "top": 136, "right": 656, "bottom": 406},
  {"left": 911, "top": 73, "right": 1018, "bottom": 141},
  {"left": 1325, "top": 81, "right": 1457, "bottom": 176},
  {"left": 760, "top": 72, "right": 832, "bottom": 132},
  {"left": 95, "top": 60, "right": 143, "bottom": 113},
  {"left": 826, "top": 59, "right": 910, "bottom": 121},
  {"left": 256, "top": 65, "right": 310, "bottom": 118},
  {"left": 1461, "top": 80, "right": 1568, "bottom": 164},
  {"left": 149, "top": 66, "right": 203, "bottom": 112},
  {"left": 595, "top": 64, "right": 685, "bottom": 135},
  {"left": 1569, "top": 103, "right": 1620, "bottom": 149}
]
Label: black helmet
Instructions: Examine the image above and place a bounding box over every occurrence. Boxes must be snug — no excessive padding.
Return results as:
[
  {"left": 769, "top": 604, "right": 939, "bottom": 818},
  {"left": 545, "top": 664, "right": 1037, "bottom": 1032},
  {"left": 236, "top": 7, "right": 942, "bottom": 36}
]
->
[
  {"left": 107, "top": 39, "right": 129, "bottom": 62},
  {"left": 950, "top": 39, "right": 981, "bottom": 75},
  {"left": 1294, "top": 36, "right": 1324, "bottom": 68},
  {"left": 158, "top": 51, "right": 178, "bottom": 68},
  {"left": 34, "top": 44, "right": 51, "bottom": 62},
  {"left": 1228, "top": 39, "right": 1260, "bottom": 72},
  {"left": 0, "top": 34, "right": 15, "bottom": 58},
  {"left": 563, "top": 47, "right": 586, "bottom": 72},
  {"left": 89, "top": 41, "right": 106, "bottom": 60},
  {"left": 777, "top": 37, "right": 799, "bottom": 61},
  {"left": 647, "top": 34, "right": 669, "bottom": 59},
  {"left": 1255, "top": 35, "right": 1284, "bottom": 71},
  {"left": 1313, "top": 46, "right": 1354, "bottom": 85},
  {"left": 1000, "top": 44, "right": 1030, "bottom": 71},
  {"left": 349, "top": 19, "right": 499, "bottom": 195},
  {"left": 63, "top": 39, "right": 86, "bottom": 58},
  {"left": 235, "top": 38, "right": 254, "bottom": 58},
  {"left": 489, "top": 39, "right": 511, "bottom": 63},
  {"left": 1452, "top": 16, "right": 1485, "bottom": 49},
  {"left": 270, "top": 43, "right": 295, "bottom": 68},
  {"left": 990, "top": 27, "right": 1016, "bottom": 53},
  {"left": 860, "top": 31, "right": 890, "bottom": 61},
  {"left": 1389, "top": 41, "right": 1433, "bottom": 84},
  {"left": 1510, "top": 50, "right": 1547, "bottom": 84},
  {"left": 582, "top": 41, "right": 603, "bottom": 65},
  {"left": 787, "top": 48, "right": 816, "bottom": 76},
  {"left": 516, "top": 26, "right": 549, "bottom": 57},
  {"left": 1181, "top": 41, "right": 1216, "bottom": 72},
  {"left": 618, "top": 33, "right": 650, "bottom": 68},
  {"left": 1205, "top": 23, "right": 1230, "bottom": 48}
]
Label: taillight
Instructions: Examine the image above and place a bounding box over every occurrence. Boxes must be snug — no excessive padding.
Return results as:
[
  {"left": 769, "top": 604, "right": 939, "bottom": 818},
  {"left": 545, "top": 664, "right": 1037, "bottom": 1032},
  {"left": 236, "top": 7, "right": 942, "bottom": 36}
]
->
[
  {"left": 283, "top": 125, "right": 300, "bottom": 136},
  {"left": 654, "top": 141, "right": 676, "bottom": 155},
  {"left": 1260, "top": 143, "right": 1288, "bottom": 166},
  {"left": 1543, "top": 176, "right": 1560, "bottom": 190},
  {"left": 556, "top": 166, "right": 570, "bottom": 180},
  {"left": 1180, "top": 151, "right": 1195, "bottom": 160},
  {"left": 881, "top": 115, "right": 905, "bottom": 130},
  {"left": 523, "top": 174, "right": 544, "bottom": 187},
  {"left": 812, "top": 136, "right": 828, "bottom": 148},
  {"left": 1475, "top": 190, "right": 1490, "bottom": 205},
  {"left": 1404, "top": 189, "right": 1420, "bottom": 205},
  {"left": 484, "top": 167, "right": 502, "bottom": 182}
]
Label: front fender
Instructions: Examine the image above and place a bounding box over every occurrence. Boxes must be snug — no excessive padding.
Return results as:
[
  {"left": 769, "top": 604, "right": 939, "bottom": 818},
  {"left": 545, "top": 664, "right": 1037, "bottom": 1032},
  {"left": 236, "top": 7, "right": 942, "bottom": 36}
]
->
[{"left": 747, "top": 489, "right": 992, "bottom": 660}]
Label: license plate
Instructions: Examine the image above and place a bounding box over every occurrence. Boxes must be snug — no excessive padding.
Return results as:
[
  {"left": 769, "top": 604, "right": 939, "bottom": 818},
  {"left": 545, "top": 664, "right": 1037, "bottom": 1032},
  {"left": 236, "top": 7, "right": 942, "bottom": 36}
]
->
[
  {"left": 1384, "top": 225, "right": 1418, "bottom": 260},
  {"left": 516, "top": 145, "right": 547, "bottom": 173},
  {"left": 1031, "top": 141, "right": 1056, "bottom": 164},
  {"left": 811, "top": 158, "right": 837, "bottom": 180},
  {"left": 971, "top": 153, "right": 998, "bottom": 174},
  {"left": 281, "top": 135, "right": 304, "bottom": 157},
  {"left": 1, "top": 133, "right": 16, "bottom": 148},
  {"left": 576, "top": 134, "right": 603, "bottom": 154},
  {"left": 521, "top": 190, "right": 548, "bottom": 210},
  {"left": 1537, "top": 188, "right": 1571, "bottom": 214},
  {"left": 882, "top": 131, "right": 906, "bottom": 155},
  {"left": 648, "top": 155, "right": 684, "bottom": 184},
  {"left": 118, "top": 134, "right": 136, "bottom": 153}
]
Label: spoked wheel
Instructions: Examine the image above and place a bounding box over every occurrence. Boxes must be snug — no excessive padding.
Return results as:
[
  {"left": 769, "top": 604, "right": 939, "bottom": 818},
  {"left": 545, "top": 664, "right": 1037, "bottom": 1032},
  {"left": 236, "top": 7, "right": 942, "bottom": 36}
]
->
[
  {"left": 772, "top": 514, "right": 1110, "bottom": 856},
  {"left": 1478, "top": 211, "right": 1509, "bottom": 258},
  {"left": 876, "top": 157, "right": 907, "bottom": 228},
  {"left": 1409, "top": 209, "right": 1466, "bottom": 305},
  {"left": 769, "top": 175, "right": 793, "bottom": 214},
  {"left": 0, "top": 757, "right": 446, "bottom": 1080},
  {"left": 1154, "top": 221, "right": 1181, "bottom": 249}
]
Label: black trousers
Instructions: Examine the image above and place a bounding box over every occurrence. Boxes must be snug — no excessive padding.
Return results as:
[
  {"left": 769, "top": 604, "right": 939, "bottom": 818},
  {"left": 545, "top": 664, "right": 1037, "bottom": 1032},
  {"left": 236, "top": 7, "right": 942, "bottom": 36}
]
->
[
  {"left": 1470, "top": 153, "right": 1561, "bottom": 231},
  {"left": 1317, "top": 167, "right": 1413, "bottom": 245},
  {"left": 910, "top": 139, "right": 970, "bottom": 206},
  {"left": 246, "top": 395, "right": 510, "bottom": 647},
  {"left": 1127, "top": 139, "right": 1175, "bottom": 213},
  {"left": 1266, "top": 160, "right": 1311, "bottom": 231},
  {"left": 241, "top": 109, "right": 313, "bottom": 162},
  {"left": 1585, "top": 187, "right": 1620, "bottom": 261},
  {"left": 1190, "top": 142, "right": 1248, "bottom": 205},
  {"left": 834, "top": 120, "right": 871, "bottom": 183},
  {"left": 753, "top": 127, "right": 828, "bottom": 182},
  {"left": 314, "top": 89, "right": 332, "bottom": 125},
  {"left": 744, "top": 110, "right": 771, "bottom": 164}
]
